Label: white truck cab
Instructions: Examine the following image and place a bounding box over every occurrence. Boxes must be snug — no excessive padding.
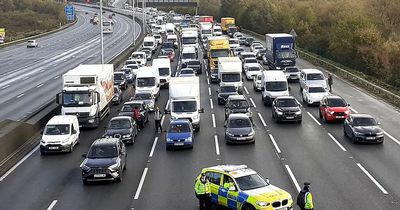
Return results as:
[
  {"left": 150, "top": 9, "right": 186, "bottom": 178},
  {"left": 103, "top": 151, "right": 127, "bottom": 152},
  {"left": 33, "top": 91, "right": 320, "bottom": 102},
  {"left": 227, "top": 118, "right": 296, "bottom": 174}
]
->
[
  {"left": 261, "top": 70, "right": 289, "bottom": 105},
  {"left": 181, "top": 46, "right": 197, "bottom": 66},
  {"left": 135, "top": 66, "right": 160, "bottom": 99},
  {"left": 143, "top": 36, "right": 157, "bottom": 53},
  {"left": 40, "top": 115, "right": 80, "bottom": 155},
  {"left": 130, "top": 51, "right": 147, "bottom": 66},
  {"left": 218, "top": 57, "right": 243, "bottom": 94},
  {"left": 153, "top": 58, "right": 171, "bottom": 88}
]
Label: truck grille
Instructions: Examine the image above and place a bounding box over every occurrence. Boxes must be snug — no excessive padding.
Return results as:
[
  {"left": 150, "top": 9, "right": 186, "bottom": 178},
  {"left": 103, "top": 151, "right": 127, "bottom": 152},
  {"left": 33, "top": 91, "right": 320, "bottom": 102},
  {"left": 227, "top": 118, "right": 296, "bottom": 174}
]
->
[{"left": 66, "top": 112, "right": 90, "bottom": 117}]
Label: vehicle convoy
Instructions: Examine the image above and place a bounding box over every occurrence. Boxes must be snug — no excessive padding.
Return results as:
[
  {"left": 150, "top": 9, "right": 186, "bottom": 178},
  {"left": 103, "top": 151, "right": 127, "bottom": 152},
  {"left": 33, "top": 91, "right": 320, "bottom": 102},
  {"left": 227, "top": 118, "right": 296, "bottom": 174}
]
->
[
  {"left": 272, "top": 96, "right": 302, "bottom": 123},
  {"left": 152, "top": 58, "right": 171, "bottom": 88},
  {"left": 344, "top": 114, "right": 384, "bottom": 144},
  {"left": 168, "top": 77, "right": 204, "bottom": 131},
  {"left": 135, "top": 66, "right": 160, "bottom": 100},
  {"left": 166, "top": 119, "right": 194, "bottom": 149},
  {"left": 206, "top": 36, "right": 230, "bottom": 83},
  {"left": 57, "top": 64, "right": 114, "bottom": 128},
  {"left": 261, "top": 70, "right": 290, "bottom": 105},
  {"left": 218, "top": 57, "right": 243, "bottom": 94},
  {"left": 195, "top": 165, "right": 293, "bottom": 209},
  {"left": 221, "top": 17, "right": 236, "bottom": 35},
  {"left": 40, "top": 115, "right": 80, "bottom": 155},
  {"left": 103, "top": 116, "right": 137, "bottom": 145},
  {"left": 263, "top": 33, "right": 297, "bottom": 69}
]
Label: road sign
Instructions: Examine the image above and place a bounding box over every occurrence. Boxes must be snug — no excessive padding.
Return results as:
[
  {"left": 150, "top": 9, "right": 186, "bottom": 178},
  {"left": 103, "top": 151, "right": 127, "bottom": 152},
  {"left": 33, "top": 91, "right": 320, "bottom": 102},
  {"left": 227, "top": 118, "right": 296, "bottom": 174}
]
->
[
  {"left": 289, "top": 28, "right": 298, "bottom": 38},
  {"left": 65, "top": 5, "right": 75, "bottom": 22}
]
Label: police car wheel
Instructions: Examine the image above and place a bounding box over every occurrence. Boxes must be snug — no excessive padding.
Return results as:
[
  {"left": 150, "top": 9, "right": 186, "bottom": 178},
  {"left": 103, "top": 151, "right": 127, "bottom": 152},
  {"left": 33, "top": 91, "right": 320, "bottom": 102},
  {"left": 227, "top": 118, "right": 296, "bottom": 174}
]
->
[{"left": 241, "top": 204, "right": 255, "bottom": 210}]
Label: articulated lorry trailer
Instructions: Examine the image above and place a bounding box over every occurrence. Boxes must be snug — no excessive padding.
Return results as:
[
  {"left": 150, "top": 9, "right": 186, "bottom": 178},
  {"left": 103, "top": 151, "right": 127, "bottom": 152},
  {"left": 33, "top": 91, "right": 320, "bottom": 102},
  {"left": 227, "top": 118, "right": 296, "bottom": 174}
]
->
[
  {"left": 264, "top": 33, "right": 297, "bottom": 69},
  {"left": 56, "top": 64, "right": 114, "bottom": 128}
]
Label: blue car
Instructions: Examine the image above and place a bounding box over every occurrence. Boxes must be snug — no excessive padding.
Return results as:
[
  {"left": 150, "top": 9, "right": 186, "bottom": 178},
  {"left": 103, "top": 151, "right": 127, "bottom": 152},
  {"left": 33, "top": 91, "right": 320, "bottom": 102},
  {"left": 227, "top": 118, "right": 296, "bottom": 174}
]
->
[{"left": 166, "top": 119, "right": 194, "bottom": 149}]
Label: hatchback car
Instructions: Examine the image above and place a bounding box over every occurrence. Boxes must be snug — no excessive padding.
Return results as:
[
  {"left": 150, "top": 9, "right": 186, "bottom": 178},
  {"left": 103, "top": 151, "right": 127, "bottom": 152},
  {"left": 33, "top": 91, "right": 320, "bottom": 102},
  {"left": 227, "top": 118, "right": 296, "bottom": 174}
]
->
[
  {"left": 253, "top": 73, "right": 262, "bottom": 91},
  {"left": 81, "top": 138, "right": 127, "bottom": 184},
  {"left": 112, "top": 85, "right": 123, "bottom": 105},
  {"left": 272, "top": 96, "right": 302, "bottom": 123},
  {"left": 166, "top": 119, "right": 194, "bottom": 149},
  {"left": 217, "top": 84, "right": 238, "bottom": 105},
  {"left": 319, "top": 95, "right": 351, "bottom": 122},
  {"left": 344, "top": 114, "right": 384, "bottom": 143},
  {"left": 302, "top": 85, "right": 330, "bottom": 106},
  {"left": 245, "top": 37, "right": 255, "bottom": 46},
  {"left": 225, "top": 114, "right": 255, "bottom": 143},
  {"left": 225, "top": 95, "right": 252, "bottom": 120},
  {"left": 284, "top": 66, "right": 301, "bottom": 82},
  {"left": 132, "top": 90, "right": 156, "bottom": 111},
  {"left": 122, "top": 68, "right": 134, "bottom": 83},
  {"left": 244, "top": 63, "right": 262, "bottom": 80},
  {"left": 243, "top": 57, "right": 258, "bottom": 72},
  {"left": 238, "top": 37, "right": 247, "bottom": 45},
  {"left": 114, "top": 72, "right": 128, "bottom": 90},
  {"left": 179, "top": 68, "right": 196, "bottom": 77},
  {"left": 233, "top": 47, "right": 244, "bottom": 56},
  {"left": 103, "top": 116, "right": 137, "bottom": 145},
  {"left": 256, "top": 48, "right": 266, "bottom": 60},
  {"left": 141, "top": 48, "right": 152, "bottom": 60}
]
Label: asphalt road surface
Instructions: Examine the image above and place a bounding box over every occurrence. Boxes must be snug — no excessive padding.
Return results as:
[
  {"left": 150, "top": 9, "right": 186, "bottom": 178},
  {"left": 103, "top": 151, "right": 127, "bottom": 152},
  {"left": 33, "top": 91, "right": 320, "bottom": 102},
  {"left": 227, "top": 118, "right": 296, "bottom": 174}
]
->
[
  {"left": 0, "top": 5, "right": 141, "bottom": 121},
  {"left": 0, "top": 28, "right": 400, "bottom": 210}
]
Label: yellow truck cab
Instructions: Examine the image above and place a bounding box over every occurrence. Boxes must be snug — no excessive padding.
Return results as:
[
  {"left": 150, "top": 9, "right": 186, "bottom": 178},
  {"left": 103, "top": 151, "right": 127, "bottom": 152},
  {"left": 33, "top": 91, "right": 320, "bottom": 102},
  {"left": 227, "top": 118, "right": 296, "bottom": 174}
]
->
[
  {"left": 221, "top": 17, "right": 236, "bottom": 34},
  {"left": 195, "top": 165, "right": 293, "bottom": 210},
  {"left": 206, "top": 36, "right": 230, "bottom": 83}
]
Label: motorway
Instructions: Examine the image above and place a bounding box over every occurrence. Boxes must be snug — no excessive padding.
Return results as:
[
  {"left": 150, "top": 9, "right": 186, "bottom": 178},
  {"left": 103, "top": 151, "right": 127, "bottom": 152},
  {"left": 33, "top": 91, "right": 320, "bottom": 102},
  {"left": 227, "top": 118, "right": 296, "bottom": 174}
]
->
[
  {"left": 0, "top": 5, "right": 141, "bottom": 121},
  {"left": 1, "top": 15, "right": 400, "bottom": 210}
]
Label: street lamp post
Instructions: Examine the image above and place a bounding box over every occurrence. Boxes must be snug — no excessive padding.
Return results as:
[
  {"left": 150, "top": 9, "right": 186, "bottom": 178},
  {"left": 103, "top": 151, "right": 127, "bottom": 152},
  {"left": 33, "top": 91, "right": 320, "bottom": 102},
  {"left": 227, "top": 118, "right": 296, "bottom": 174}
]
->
[
  {"left": 132, "top": 0, "right": 135, "bottom": 45},
  {"left": 142, "top": 0, "right": 145, "bottom": 32},
  {"left": 100, "top": 0, "right": 104, "bottom": 64}
]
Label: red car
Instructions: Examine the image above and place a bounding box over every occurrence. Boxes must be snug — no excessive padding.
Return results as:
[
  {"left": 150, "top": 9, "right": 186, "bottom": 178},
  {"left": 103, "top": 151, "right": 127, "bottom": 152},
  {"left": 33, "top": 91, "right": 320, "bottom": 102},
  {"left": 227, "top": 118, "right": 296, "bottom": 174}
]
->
[{"left": 319, "top": 95, "right": 351, "bottom": 122}]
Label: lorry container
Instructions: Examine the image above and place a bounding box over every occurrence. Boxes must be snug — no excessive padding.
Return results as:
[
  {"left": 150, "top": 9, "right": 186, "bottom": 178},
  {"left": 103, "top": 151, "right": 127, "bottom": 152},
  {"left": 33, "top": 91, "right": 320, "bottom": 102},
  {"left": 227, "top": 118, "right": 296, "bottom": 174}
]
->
[
  {"left": 218, "top": 57, "right": 243, "bottom": 94},
  {"left": 168, "top": 77, "right": 203, "bottom": 130},
  {"left": 199, "top": 16, "right": 213, "bottom": 23},
  {"left": 264, "top": 33, "right": 296, "bottom": 69},
  {"left": 56, "top": 64, "right": 114, "bottom": 128},
  {"left": 206, "top": 36, "right": 230, "bottom": 83}
]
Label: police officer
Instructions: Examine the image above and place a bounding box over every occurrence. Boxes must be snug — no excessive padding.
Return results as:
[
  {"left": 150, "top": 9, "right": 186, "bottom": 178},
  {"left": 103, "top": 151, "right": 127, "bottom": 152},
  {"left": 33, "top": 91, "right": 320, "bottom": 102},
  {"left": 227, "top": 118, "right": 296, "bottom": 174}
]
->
[
  {"left": 154, "top": 107, "right": 163, "bottom": 133},
  {"left": 297, "top": 182, "right": 314, "bottom": 210},
  {"left": 195, "top": 173, "right": 211, "bottom": 209},
  {"left": 327, "top": 73, "right": 333, "bottom": 93}
]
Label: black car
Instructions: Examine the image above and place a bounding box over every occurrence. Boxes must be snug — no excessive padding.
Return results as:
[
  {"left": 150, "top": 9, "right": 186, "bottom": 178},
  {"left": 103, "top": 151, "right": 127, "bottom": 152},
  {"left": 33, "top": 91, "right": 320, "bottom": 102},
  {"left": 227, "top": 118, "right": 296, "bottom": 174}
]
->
[
  {"left": 344, "top": 114, "right": 384, "bottom": 143},
  {"left": 272, "top": 96, "right": 302, "bottom": 123},
  {"left": 184, "top": 60, "right": 202, "bottom": 74},
  {"left": 118, "top": 101, "right": 149, "bottom": 129},
  {"left": 103, "top": 116, "right": 137, "bottom": 145},
  {"left": 256, "top": 49, "right": 266, "bottom": 60},
  {"left": 225, "top": 114, "right": 255, "bottom": 144},
  {"left": 161, "top": 41, "right": 174, "bottom": 52},
  {"left": 112, "top": 86, "right": 123, "bottom": 105},
  {"left": 224, "top": 95, "right": 252, "bottom": 120},
  {"left": 245, "top": 37, "right": 255, "bottom": 47},
  {"left": 81, "top": 138, "right": 127, "bottom": 184},
  {"left": 114, "top": 72, "right": 128, "bottom": 90},
  {"left": 217, "top": 84, "right": 238, "bottom": 105}
]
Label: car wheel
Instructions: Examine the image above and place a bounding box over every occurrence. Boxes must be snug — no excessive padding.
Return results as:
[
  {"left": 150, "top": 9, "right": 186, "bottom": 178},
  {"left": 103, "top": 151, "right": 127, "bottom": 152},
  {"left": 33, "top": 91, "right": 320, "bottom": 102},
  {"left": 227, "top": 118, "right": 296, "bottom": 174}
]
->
[
  {"left": 319, "top": 110, "right": 322, "bottom": 119},
  {"left": 69, "top": 144, "right": 74, "bottom": 153},
  {"left": 82, "top": 179, "right": 89, "bottom": 185},
  {"left": 242, "top": 204, "right": 255, "bottom": 210},
  {"left": 40, "top": 149, "right": 46, "bottom": 156}
]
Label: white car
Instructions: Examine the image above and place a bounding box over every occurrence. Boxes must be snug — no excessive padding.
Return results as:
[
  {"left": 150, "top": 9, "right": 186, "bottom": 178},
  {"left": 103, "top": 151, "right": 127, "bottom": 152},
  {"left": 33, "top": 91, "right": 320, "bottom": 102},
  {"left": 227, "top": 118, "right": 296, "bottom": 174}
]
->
[
  {"left": 252, "top": 45, "right": 264, "bottom": 55},
  {"left": 242, "top": 57, "right": 258, "bottom": 72},
  {"left": 233, "top": 32, "right": 243, "bottom": 39},
  {"left": 153, "top": 33, "right": 162, "bottom": 45},
  {"left": 300, "top": 69, "right": 327, "bottom": 91},
  {"left": 27, "top": 40, "right": 38, "bottom": 48},
  {"left": 250, "top": 43, "right": 263, "bottom": 52},
  {"left": 284, "top": 66, "right": 301, "bottom": 81},
  {"left": 245, "top": 63, "right": 263, "bottom": 80},
  {"left": 124, "top": 63, "right": 140, "bottom": 75},
  {"left": 229, "top": 38, "right": 240, "bottom": 49},
  {"left": 253, "top": 73, "right": 263, "bottom": 91},
  {"left": 233, "top": 47, "right": 244, "bottom": 56},
  {"left": 302, "top": 85, "right": 330, "bottom": 106},
  {"left": 131, "top": 51, "right": 147, "bottom": 66}
]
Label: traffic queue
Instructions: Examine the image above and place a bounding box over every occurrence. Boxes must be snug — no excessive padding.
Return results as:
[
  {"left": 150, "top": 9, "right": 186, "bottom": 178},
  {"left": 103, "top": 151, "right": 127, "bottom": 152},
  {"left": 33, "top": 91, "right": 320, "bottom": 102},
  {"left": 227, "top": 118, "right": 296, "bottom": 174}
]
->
[{"left": 37, "top": 7, "right": 385, "bottom": 210}]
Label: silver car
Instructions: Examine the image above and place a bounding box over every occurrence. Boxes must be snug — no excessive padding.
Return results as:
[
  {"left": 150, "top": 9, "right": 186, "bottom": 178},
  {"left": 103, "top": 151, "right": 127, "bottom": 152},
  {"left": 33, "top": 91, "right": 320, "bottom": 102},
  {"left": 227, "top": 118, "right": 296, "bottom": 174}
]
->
[{"left": 27, "top": 40, "right": 38, "bottom": 48}]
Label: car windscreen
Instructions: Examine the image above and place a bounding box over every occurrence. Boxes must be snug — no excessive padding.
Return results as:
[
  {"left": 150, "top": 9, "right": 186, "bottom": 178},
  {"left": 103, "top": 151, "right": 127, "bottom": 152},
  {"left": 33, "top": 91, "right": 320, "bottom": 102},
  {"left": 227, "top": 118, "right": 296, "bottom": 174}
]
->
[
  {"left": 353, "top": 117, "right": 377, "bottom": 126},
  {"left": 187, "top": 60, "right": 200, "bottom": 65},
  {"left": 246, "top": 37, "right": 254, "bottom": 42},
  {"left": 124, "top": 69, "right": 132, "bottom": 74},
  {"left": 127, "top": 65, "right": 138, "bottom": 69},
  {"left": 134, "top": 93, "right": 152, "bottom": 100},
  {"left": 235, "top": 48, "right": 244, "bottom": 52},
  {"left": 285, "top": 67, "right": 299, "bottom": 72},
  {"left": 87, "top": 144, "right": 118, "bottom": 159},
  {"left": 159, "top": 68, "right": 170, "bottom": 76},
  {"left": 277, "top": 99, "right": 297, "bottom": 107},
  {"left": 144, "top": 41, "right": 154, "bottom": 47},
  {"left": 121, "top": 104, "right": 140, "bottom": 112},
  {"left": 182, "top": 53, "right": 196, "bottom": 59},
  {"left": 125, "top": 60, "right": 136, "bottom": 65},
  {"left": 229, "top": 40, "right": 239, "bottom": 44},
  {"left": 211, "top": 49, "right": 229, "bottom": 58},
  {"left": 168, "top": 123, "right": 191, "bottom": 133},
  {"left": 162, "top": 42, "right": 174, "bottom": 49},
  {"left": 220, "top": 86, "right": 237, "bottom": 93},
  {"left": 201, "top": 29, "right": 212, "bottom": 34},
  {"left": 44, "top": 124, "right": 70, "bottom": 135},
  {"left": 308, "top": 87, "right": 326, "bottom": 93},
  {"left": 137, "top": 77, "right": 156, "bottom": 87},
  {"left": 182, "top": 37, "right": 197, "bottom": 44},
  {"left": 103, "top": 22, "right": 111, "bottom": 26},
  {"left": 235, "top": 174, "right": 268, "bottom": 191},
  {"left": 172, "top": 101, "right": 197, "bottom": 112},
  {"left": 245, "top": 59, "right": 257, "bottom": 64},
  {"left": 307, "top": 73, "right": 324, "bottom": 80},
  {"left": 265, "top": 81, "right": 288, "bottom": 91},
  {"left": 248, "top": 66, "right": 260, "bottom": 71},
  {"left": 108, "top": 119, "right": 131, "bottom": 129},
  {"left": 228, "top": 100, "right": 249, "bottom": 109},
  {"left": 327, "top": 98, "right": 347, "bottom": 107},
  {"left": 114, "top": 74, "right": 124, "bottom": 80},
  {"left": 242, "top": 54, "right": 254, "bottom": 60},
  {"left": 63, "top": 92, "right": 93, "bottom": 106},
  {"left": 180, "top": 69, "right": 195, "bottom": 74},
  {"left": 221, "top": 74, "right": 240, "bottom": 82},
  {"left": 131, "top": 54, "right": 144, "bottom": 59},
  {"left": 228, "top": 118, "right": 251, "bottom": 128}
]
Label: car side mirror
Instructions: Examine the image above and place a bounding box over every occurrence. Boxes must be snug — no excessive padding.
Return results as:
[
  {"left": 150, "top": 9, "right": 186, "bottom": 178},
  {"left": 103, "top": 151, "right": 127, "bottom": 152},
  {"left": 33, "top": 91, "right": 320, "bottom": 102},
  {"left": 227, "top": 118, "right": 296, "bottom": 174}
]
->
[
  {"left": 347, "top": 103, "right": 350, "bottom": 106},
  {"left": 199, "top": 108, "right": 204, "bottom": 113},
  {"left": 82, "top": 154, "right": 87, "bottom": 158},
  {"left": 72, "top": 130, "right": 77, "bottom": 134},
  {"left": 265, "top": 178, "right": 270, "bottom": 184}
]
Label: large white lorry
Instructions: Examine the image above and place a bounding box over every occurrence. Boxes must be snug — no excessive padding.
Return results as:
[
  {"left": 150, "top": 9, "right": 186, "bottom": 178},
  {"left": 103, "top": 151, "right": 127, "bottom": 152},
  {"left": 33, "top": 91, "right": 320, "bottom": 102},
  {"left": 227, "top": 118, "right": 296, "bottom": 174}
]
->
[
  {"left": 218, "top": 57, "right": 243, "bottom": 94},
  {"left": 168, "top": 77, "right": 203, "bottom": 131},
  {"left": 135, "top": 66, "right": 160, "bottom": 99},
  {"left": 56, "top": 64, "right": 114, "bottom": 128},
  {"left": 152, "top": 58, "right": 171, "bottom": 88},
  {"left": 181, "top": 28, "right": 199, "bottom": 52}
]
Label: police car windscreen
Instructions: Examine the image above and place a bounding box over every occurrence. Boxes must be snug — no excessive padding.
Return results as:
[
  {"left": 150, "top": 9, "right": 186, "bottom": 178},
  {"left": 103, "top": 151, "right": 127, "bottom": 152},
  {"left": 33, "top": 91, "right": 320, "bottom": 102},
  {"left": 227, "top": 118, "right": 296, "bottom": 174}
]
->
[{"left": 235, "top": 174, "right": 268, "bottom": 190}]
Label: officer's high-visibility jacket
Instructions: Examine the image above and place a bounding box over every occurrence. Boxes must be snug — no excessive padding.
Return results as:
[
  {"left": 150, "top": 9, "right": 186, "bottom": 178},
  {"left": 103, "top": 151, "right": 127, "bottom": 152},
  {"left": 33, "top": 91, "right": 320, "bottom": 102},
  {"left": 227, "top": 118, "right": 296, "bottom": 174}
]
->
[
  {"left": 195, "top": 179, "right": 211, "bottom": 195},
  {"left": 305, "top": 192, "right": 314, "bottom": 209}
]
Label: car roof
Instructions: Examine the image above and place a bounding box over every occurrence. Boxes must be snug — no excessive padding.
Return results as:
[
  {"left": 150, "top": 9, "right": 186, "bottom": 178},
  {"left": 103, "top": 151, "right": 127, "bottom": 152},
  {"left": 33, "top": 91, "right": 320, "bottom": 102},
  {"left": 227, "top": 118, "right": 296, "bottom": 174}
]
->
[
  {"left": 228, "top": 113, "right": 250, "bottom": 119},
  {"left": 228, "top": 95, "right": 246, "bottom": 100},
  {"left": 325, "top": 95, "right": 344, "bottom": 100},
  {"left": 170, "top": 119, "right": 191, "bottom": 124},
  {"left": 350, "top": 113, "right": 374, "bottom": 118},
  {"left": 110, "top": 116, "right": 132, "bottom": 121},
  {"left": 276, "top": 96, "right": 296, "bottom": 100},
  {"left": 246, "top": 63, "right": 260, "bottom": 67},
  {"left": 92, "top": 138, "right": 119, "bottom": 146},
  {"left": 301, "top": 68, "right": 323, "bottom": 74},
  {"left": 206, "top": 165, "right": 256, "bottom": 178},
  {"left": 47, "top": 115, "right": 77, "bottom": 125},
  {"left": 124, "top": 101, "right": 144, "bottom": 105}
]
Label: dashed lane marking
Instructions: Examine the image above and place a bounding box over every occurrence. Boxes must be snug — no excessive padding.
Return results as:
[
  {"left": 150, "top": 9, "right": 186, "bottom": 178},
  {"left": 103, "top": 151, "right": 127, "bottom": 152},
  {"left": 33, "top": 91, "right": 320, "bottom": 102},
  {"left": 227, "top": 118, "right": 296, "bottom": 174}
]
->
[
  {"left": 328, "top": 133, "right": 347, "bottom": 152},
  {"left": 46, "top": 200, "right": 58, "bottom": 210},
  {"left": 257, "top": 113, "right": 267, "bottom": 127},
  {"left": 149, "top": 137, "right": 158, "bottom": 158},
  {"left": 307, "top": 112, "right": 321, "bottom": 126},
  {"left": 214, "top": 135, "right": 220, "bottom": 155},
  {"left": 212, "top": 114, "right": 216, "bottom": 128},
  {"left": 210, "top": 98, "right": 214, "bottom": 109},
  {"left": 249, "top": 98, "right": 256, "bottom": 108},
  {"left": 285, "top": 165, "right": 301, "bottom": 192},
  {"left": 134, "top": 167, "right": 149, "bottom": 199},
  {"left": 356, "top": 163, "right": 388, "bottom": 194},
  {"left": 268, "top": 134, "right": 282, "bottom": 154}
]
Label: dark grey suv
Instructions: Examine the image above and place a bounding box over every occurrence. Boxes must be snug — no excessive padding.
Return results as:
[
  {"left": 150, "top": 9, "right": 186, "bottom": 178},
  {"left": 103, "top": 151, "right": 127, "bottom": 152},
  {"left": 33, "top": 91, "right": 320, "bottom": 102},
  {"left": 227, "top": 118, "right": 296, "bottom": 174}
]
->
[{"left": 272, "top": 96, "right": 302, "bottom": 123}]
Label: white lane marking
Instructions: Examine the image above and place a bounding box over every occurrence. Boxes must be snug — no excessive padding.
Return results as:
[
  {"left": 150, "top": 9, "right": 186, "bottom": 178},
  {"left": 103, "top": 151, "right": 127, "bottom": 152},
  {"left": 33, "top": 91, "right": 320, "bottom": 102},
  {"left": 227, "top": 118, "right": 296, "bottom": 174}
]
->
[
  {"left": 285, "top": 165, "right": 301, "bottom": 192},
  {"left": 244, "top": 86, "right": 249, "bottom": 94},
  {"left": 295, "top": 98, "right": 303, "bottom": 107},
  {"left": 206, "top": 71, "right": 209, "bottom": 77},
  {"left": 257, "top": 113, "right": 267, "bottom": 127},
  {"left": 207, "top": 78, "right": 210, "bottom": 85},
  {"left": 161, "top": 115, "right": 165, "bottom": 125},
  {"left": 212, "top": 114, "right": 216, "bottom": 128},
  {"left": 203, "top": 60, "right": 206, "bottom": 65},
  {"left": 383, "top": 130, "right": 400, "bottom": 146},
  {"left": 349, "top": 107, "right": 358, "bottom": 113},
  {"left": 356, "top": 163, "right": 388, "bottom": 194},
  {"left": 39, "top": 69, "right": 46, "bottom": 73},
  {"left": 149, "top": 137, "right": 158, "bottom": 158},
  {"left": 1, "top": 84, "right": 10, "bottom": 89},
  {"left": 16, "top": 94, "right": 24, "bottom": 98},
  {"left": 165, "top": 100, "right": 170, "bottom": 110},
  {"left": 249, "top": 98, "right": 256, "bottom": 108},
  {"left": 208, "top": 87, "right": 211, "bottom": 96},
  {"left": 175, "top": 71, "right": 178, "bottom": 77},
  {"left": 210, "top": 98, "right": 214, "bottom": 109},
  {"left": 46, "top": 200, "right": 58, "bottom": 210},
  {"left": 22, "top": 76, "right": 30, "bottom": 80},
  {"left": 54, "top": 76, "right": 59, "bottom": 79},
  {"left": 134, "top": 167, "right": 149, "bottom": 199},
  {"left": 214, "top": 135, "right": 220, "bottom": 155},
  {"left": 268, "top": 134, "right": 282, "bottom": 154},
  {"left": 36, "top": 83, "right": 44, "bottom": 88},
  {"left": 307, "top": 112, "right": 321, "bottom": 126},
  {"left": 0, "top": 145, "right": 39, "bottom": 182},
  {"left": 328, "top": 133, "right": 347, "bottom": 152}
]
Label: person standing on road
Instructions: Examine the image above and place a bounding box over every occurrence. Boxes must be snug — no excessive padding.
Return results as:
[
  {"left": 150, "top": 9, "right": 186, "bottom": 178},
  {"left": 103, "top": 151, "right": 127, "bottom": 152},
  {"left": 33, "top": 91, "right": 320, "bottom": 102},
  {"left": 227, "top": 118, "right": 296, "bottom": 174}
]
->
[
  {"left": 297, "top": 182, "right": 314, "bottom": 210},
  {"left": 195, "top": 173, "right": 211, "bottom": 210},
  {"left": 154, "top": 107, "right": 163, "bottom": 133},
  {"left": 133, "top": 106, "right": 141, "bottom": 131},
  {"left": 327, "top": 73, "right": 333, "bottom": 93}
]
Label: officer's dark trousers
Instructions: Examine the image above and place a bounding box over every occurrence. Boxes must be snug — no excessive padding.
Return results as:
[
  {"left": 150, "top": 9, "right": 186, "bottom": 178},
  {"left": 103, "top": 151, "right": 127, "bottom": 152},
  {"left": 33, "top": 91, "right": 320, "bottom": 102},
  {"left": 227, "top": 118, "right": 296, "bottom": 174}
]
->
[{"left": 198, "top": 194, "right": 210, "bottom": 209}]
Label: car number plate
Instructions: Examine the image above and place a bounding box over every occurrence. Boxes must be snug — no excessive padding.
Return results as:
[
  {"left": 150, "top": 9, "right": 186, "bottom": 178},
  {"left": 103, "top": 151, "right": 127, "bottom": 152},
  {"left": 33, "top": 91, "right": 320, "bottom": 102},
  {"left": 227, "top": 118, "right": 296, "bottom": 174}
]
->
[
  {"left": 174, "top": 142, "right": 184, "bottom": 146},
  {"left": 286, "top": 116, "right": 295, "bottom": 119},
  {"left": 48, "top": 146, "right": 58, "bottom": 150},
  {"left": 94, "top": 174, "right": 106, "bottom": 178},
  {"left": 336, "top": 116, "right": 345, "bottom": 119},
  {"left": 366, "top": 137, "right": 375, "bottom": 140}
]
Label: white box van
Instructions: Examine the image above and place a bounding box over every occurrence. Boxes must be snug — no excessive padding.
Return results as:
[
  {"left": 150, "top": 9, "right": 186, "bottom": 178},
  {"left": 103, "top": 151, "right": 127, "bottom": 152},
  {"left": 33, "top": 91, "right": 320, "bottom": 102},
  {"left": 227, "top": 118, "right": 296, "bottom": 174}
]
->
[
  {"left": 143, "top": 36, "right": 157, "bottom": 53},
  {"left": 153, "top": 58, "right": 171, "bottom": 88},
  {"left": 261, "top": 70, "right": 289, "bottom": 105},
  {"left": 136, "top": 66, "right": 160, "bottom": 99},
  {"left": 40, "top": 115, "right": 80, "bottom": 155},
  {"left": 181, "top": 47, "right": 197, "bottom": 66}
]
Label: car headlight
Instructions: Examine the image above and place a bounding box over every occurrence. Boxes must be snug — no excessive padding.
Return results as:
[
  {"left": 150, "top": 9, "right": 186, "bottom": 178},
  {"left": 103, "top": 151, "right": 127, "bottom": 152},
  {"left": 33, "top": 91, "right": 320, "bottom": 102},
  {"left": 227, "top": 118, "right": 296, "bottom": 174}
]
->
[
  {"left": 328, "top": 110, "right": 335, "bottom": 115},
  {"left": 295, "top": 110, "right": 302, "bottom": 115},
  {"left": 256, "top": 201, "right": 270, "bottom": 207},
  {"left": 40, "top": 139, "right": 46, "bottom": 144},
  {"left": 167, "top": 138, "right": 172, "bottom": 142},
  {"left": 277, "top": 110, "right": 283, "bottom": 115},
  {"left": 123, "top": 134, "right": 131, "bottom": 138},
  {"left": 354, "top": 131, "right": 363, "bottom": 136},
  {"left": 81, "top": 164, "right": 90, "bottom": 171},
  {"left": 62, "top": 138, "right": 70, "bottom": 143},
  {"left": 248, "top": 130, "right": 255, "bottom": 136},
  {"left": 376, "top": 132, "right": 384, "bottom": 136},
  {"left": 186, "top": 137, "right": 192, "bottom": 142},
  {"left": 108, "top": 162, "right": 119, "bottom": 171},
  {"left": 193, "top": 114, "right": 199, "bottom": 121},
  {"left": 226, "top": 131, "right": 234, "bottom": 137}
]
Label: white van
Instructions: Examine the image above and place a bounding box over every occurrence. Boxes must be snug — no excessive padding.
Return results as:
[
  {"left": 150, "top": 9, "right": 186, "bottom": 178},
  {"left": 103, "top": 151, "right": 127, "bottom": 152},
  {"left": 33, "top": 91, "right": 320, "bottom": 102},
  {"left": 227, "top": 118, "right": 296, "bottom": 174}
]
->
[
  {"left": 213, "top": 25, "right": 222, "bottom": 36},
  {"left": 167, "top": 34, "right": 178, "bottom": 48},
  {"left": 130, "top": 51, "right": 147, "bottom": 66},
  {"left": 181, "top": 47, "right": 197, "bottom": 66},
  {"left": 143, "top": 36, "right": 157, "bottom": 53},
  {"left": 136, "top": 66, "right": 160, "bottom": 99},
  {"left": 261, "top": 70, "right": 289, "bottom": 105},
  {"left": 40, "top": 115, "right": 80, "bottom": 155},
  {"left": 153, "top": 58, "right": 171, "bottom": 88}
]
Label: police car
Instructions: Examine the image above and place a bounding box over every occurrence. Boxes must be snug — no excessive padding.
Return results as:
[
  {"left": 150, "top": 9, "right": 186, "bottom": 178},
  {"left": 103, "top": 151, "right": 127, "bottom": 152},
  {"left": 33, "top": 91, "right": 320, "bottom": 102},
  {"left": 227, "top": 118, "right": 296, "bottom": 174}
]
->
[{"left": 195, "top": 165, "right": 293, "bottom": 210}]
